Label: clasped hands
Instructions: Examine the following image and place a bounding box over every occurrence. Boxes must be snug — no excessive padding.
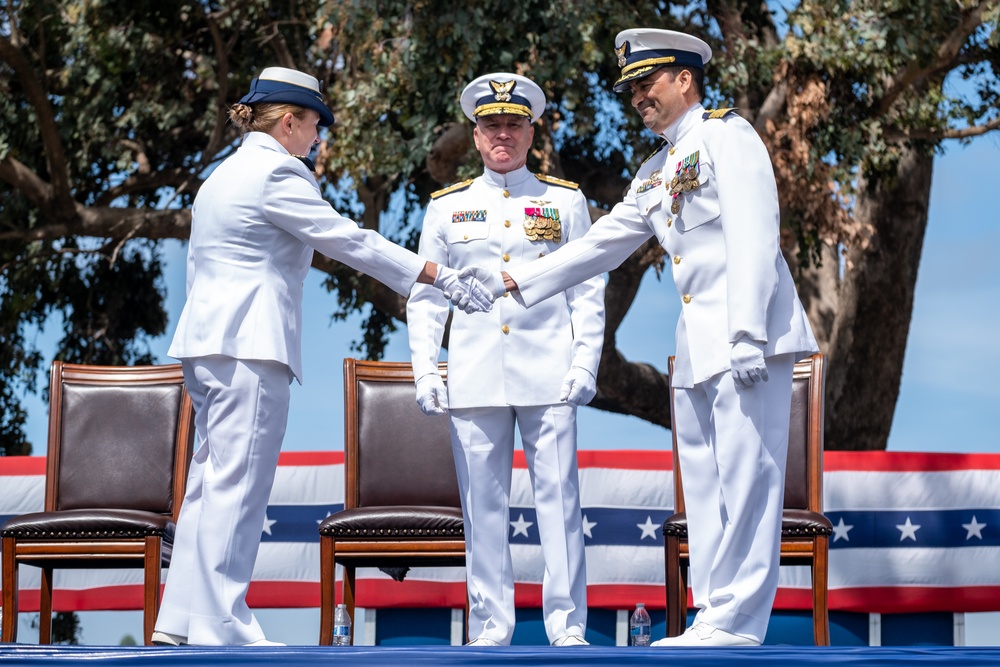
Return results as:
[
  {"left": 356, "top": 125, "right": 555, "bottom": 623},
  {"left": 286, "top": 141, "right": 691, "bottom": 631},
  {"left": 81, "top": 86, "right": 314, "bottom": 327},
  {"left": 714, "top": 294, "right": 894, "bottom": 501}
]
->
[{"left": 433, "top": 266, "right": 506, "bottom": 313}]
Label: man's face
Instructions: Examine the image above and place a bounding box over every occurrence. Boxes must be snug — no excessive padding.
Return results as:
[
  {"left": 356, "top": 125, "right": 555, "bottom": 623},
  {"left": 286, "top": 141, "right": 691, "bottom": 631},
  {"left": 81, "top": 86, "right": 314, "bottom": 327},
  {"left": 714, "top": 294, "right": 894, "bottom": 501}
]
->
[
  {"left": 473, "top": 114, "right": 534, "bottom": 174},
  {"left": 628, "top": 68, "right": 692, "bottom": 135}
]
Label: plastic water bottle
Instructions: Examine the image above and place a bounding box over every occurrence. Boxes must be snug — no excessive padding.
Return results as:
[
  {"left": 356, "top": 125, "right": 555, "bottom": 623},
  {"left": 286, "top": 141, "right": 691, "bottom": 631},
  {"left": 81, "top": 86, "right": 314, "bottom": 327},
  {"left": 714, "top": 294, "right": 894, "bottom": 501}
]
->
[
  {"left": 333, "top": 603, "right": 352, "bottom": 646},
  {"left": 630, "top": 602, "right": 651, "bottom": 646}
]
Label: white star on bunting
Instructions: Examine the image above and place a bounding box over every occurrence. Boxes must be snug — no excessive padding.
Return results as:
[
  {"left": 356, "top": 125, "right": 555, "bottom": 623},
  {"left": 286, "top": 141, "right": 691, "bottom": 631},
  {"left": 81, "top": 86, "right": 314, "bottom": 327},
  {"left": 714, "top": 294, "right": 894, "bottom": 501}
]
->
[
  {"left": 896, "top": 517, "right": 920, "bottom": 542},
  {"left": 962, "top": 515, "right": 986, "bottom": 540},
  {"left": 262, "top": 514, "right": 277, "bottom": 536},
  {"left": 832, "top": 517, "right": 854, "bottom": 542},
  {"left": 582, "top": 514, "right": 597, "bottom": 539},
  {"left": 510, "top": 513, "right": 534, "bottom": 538},
  {"left": 637, "top": 516, "right": 659, "bottom": 540}
]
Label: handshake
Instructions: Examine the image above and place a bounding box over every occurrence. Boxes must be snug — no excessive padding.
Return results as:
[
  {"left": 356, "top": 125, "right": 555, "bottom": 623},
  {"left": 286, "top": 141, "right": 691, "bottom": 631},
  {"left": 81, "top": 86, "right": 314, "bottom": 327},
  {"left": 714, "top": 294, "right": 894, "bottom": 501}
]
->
[{"left": 433, "top": 266, "right": 508, "bottom": 313}]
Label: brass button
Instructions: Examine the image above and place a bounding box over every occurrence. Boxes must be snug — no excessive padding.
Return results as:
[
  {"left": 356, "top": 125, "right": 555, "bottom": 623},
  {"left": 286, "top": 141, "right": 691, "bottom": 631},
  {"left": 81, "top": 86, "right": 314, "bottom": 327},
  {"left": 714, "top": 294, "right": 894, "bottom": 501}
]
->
[
  {"left": 502, "top": 253, "right": 510, "bottom": 262},
  {"left": 682, "top": 294, "right": 692, "bottom": 304},
  {"left": 673, "top": 255, "right": 682, "bottom": 265},
  {"left": 501, "top": 325, "right": 510, "bottom": 334},
  {"left": 502, "top": 190, "right": 510, "bottom": 198},
  {"left": 503, "top": 291, "right": 510, "bottom": 298},
  {"left": 667, "top": 218, "right": 673, "bottom": 227},
  {"left": 668, "top": 146, "right": 676, "bottom": 155},
  {"left": 463, "top": 235, "right": 469, "bottom": 240},
  {"left": 504, "top": 219, "right": 511, "bottom": 228}
]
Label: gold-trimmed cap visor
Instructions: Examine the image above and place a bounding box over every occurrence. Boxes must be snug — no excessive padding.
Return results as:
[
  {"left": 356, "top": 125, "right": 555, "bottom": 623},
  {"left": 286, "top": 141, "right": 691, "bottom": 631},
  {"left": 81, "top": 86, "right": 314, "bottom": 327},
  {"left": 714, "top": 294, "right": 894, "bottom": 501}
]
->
[
  {"left": 460, "top": 72, "right": 546, "bottom": 122},
  {"left": 612, "top": 29, "right": 712, "bottom": 93}
]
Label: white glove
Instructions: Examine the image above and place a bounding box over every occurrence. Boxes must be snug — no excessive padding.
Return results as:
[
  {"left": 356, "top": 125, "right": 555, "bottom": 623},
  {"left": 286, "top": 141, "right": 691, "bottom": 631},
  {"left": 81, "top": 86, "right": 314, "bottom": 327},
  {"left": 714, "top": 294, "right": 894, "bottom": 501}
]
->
[
  {"left": 559, "top": 366, "right": 597, "bottom": 406},
  {"left": 432, "top": 265, "right": 492, "bottom": 314},
  {"left": 730, "top": 335, "right": 769, "bottom": 388},
  {"left": 459, "top": 266, "right": 507, "bottom": 301},
  {"left": 414, "top": 373, "right": 448, "bottom": 415}
]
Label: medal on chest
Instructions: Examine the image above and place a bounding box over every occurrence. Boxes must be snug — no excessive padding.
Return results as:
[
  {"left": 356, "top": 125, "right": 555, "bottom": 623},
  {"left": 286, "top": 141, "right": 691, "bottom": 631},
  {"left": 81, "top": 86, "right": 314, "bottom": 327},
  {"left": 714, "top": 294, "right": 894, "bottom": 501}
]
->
[
  {"left": 523, "top": 201, "right": 562, "bottom": 242},
  {"left": 668, "top": 150, "right": 702, "bottom": 215}
]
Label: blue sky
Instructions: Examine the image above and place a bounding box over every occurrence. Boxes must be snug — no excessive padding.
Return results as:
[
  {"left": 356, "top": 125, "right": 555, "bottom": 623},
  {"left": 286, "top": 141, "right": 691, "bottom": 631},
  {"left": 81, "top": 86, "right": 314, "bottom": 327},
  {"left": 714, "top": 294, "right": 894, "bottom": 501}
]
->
[{"left": 12, "top": 127, "right": 1000, "bottom": 646}]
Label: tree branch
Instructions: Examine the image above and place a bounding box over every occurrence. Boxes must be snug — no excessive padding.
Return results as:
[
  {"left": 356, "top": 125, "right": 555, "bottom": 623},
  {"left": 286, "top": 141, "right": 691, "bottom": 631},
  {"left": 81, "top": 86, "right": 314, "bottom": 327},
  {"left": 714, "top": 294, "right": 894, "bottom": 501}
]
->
[
  {"left": 0, "top": 206, "right": 192, "bottom": 242},
  {"left": 876, "top": 1, "right": 992, "bottom": 117},
  {"left": 0, "top": 154, "right": 53, "bottom": 207},
  {"left": 95, "top": 168, "right": 197, "bottom": 206},
  {"left": 885, "top": 115, "right": 1000, "bottom": 141},
  {"left": 0, "top": 33, "right": 74, "bottom": 218}
]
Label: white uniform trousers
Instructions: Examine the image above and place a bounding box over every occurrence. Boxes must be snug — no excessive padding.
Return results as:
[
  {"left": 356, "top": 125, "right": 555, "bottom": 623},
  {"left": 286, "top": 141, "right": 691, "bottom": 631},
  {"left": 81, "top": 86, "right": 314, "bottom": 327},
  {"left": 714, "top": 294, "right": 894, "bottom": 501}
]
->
[
  {"left": 155, "top": 355, "right": 291, "bottom": 645},
  {"left": 673, "top": 354, "right": 795, "bottom": 643},
  {"left": 449, "top": 404, "right": 587, "bottom": 645}
]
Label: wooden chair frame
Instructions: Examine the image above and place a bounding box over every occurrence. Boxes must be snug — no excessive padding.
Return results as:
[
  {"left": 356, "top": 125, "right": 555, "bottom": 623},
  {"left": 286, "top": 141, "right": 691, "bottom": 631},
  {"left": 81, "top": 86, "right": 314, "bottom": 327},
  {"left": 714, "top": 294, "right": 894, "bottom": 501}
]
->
[
  {"left": 318, "top": 359, "right": 466, "bottom": 645},
  {"left": 1, "top": 362, "right": 193, "bottom": 645},
  {"left": 664, "top": 353, "right": 831, "bottom": 645}
]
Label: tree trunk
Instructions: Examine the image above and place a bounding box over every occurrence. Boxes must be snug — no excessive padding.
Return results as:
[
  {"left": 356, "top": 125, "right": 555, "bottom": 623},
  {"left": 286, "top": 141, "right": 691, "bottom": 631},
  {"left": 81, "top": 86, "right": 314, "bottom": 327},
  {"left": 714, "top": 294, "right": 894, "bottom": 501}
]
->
[{"left": 824, "top": 142, "right": 933, "bottom": 450}]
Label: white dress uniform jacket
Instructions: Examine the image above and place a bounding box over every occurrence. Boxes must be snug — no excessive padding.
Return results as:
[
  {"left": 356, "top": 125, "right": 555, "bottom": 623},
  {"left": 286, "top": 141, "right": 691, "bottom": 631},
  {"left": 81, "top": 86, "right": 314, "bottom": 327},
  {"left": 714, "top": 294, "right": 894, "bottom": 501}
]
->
[
  {"left": 407, "top": 165, "right": 605, "bottom": 406},
  {"left": 507, "top": 104, "right": 818, "bottom": 383},
  {"left": 168, "top": 132, "right": 425, "bottom": 381},
  {"left": 158, "top": 131, "right": 428, "bottom": 645}
]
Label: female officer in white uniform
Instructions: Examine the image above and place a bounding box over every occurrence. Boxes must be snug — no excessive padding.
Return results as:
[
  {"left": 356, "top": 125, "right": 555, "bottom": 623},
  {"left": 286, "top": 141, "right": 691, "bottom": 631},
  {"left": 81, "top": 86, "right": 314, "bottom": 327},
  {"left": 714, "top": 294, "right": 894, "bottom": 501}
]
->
[
  {"left": 407, "top": 73, "right": 606, "bottom": 647},
  {"left": 152, "top": 67, "right": 492, "bottom": 647}
]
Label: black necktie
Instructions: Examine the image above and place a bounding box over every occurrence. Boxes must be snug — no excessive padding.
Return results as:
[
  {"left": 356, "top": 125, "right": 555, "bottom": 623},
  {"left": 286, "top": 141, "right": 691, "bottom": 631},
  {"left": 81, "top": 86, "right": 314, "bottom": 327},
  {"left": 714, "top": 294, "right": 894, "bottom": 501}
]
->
[{"left": 292, "top": 154, "right": 315, "bottom": 171}]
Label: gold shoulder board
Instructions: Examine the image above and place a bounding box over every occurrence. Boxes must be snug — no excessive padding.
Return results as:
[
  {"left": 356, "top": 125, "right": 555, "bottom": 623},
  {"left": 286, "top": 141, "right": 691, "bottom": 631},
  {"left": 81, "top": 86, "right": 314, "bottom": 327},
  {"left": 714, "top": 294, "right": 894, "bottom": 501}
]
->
[
  {"left": 535, "top": 174, "right": 579, "bottom": 190},
  {"left": 702, "top": 107, "right": 739, "bottom": 120},
  {"left": 640, "top": 140, "right": 667, "bottom": 167},
  {"left": 430, "top": 179, "right": 475, "bottom": 199}
]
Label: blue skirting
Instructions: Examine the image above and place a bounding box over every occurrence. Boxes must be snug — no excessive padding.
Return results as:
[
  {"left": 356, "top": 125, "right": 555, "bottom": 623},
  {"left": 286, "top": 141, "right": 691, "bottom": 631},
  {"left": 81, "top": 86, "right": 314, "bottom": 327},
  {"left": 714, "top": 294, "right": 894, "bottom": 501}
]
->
[{"left": 3, "top": 645, "right": 1000, "bottom": 666}]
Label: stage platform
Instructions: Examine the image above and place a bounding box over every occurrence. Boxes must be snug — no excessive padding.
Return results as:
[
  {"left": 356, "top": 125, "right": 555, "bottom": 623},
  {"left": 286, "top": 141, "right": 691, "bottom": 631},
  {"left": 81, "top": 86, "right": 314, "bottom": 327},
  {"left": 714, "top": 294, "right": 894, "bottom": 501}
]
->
[{"left": 3, "top": 645, "right": 1000, "bottom": 666}]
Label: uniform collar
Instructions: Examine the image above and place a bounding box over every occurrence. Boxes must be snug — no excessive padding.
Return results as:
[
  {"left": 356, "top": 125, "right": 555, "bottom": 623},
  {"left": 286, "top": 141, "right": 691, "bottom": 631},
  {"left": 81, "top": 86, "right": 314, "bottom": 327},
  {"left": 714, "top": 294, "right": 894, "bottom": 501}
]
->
[
  {"left": 481, "top": 164, "right": 532, "bottom": 191},
  {"left": 240, "top": 131, "right": 288, "bottom": 154},
  {"left": 240, "top": 132, "right": 314, "bottom": 170},
  {"left": 660, "top": 102, "right": 704, "bottom": 148}
]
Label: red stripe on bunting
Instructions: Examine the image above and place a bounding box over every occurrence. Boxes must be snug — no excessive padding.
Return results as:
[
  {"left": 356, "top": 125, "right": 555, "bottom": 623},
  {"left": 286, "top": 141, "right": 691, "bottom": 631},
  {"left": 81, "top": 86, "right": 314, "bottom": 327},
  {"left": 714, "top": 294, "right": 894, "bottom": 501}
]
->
[
  {"left": 826, "top": 586, "right": 1000, "bottom": 614},
  {"left": 824, "top": 451, "right": 1000, "bottom": 472},
  {"left": 0, "top": 455, "right": 45, "bottom": 475},
  {"left": 11, "top": 582, "right": 1000, "bottom": 615},
  {"left": 275, "top": 451, "right": 343, "bottom": 466}
]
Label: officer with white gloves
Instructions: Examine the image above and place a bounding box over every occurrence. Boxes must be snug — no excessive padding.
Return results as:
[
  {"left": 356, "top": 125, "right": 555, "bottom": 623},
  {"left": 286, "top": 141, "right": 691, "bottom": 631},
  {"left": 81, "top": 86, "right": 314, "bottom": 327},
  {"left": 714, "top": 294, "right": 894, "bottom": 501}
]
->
[
  {"left": 491, "top": 31, "right": 820, "bottom": 647},
  {"left": 407, "top": 72, "right": 606, "bottom": 647},
  {"left": 154, "top": 66, "right": 493, "bottom": 647}
]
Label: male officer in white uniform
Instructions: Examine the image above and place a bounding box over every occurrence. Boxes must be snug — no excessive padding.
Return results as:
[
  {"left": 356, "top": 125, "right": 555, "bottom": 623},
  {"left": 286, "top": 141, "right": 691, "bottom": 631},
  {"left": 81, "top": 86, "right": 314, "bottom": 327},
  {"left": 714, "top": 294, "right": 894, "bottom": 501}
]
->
[
  {"left": 489, "top": 31, "right": 819, "bottom": 646},
  {"left": 407, "top": 73, "right": 606, "bottom": 647}
]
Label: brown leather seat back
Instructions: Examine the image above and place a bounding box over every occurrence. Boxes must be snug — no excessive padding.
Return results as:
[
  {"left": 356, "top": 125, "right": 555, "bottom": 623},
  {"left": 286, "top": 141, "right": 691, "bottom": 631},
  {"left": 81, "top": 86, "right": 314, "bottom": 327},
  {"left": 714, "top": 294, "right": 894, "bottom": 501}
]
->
[
  {"left": 354, "top": 377, "right": 459, "bottom": 509},
  {"left": 55, "top": 382, "right": 184, "bottom": 514},
  {"left": 783, "top": 372, "right": 810, "bottom": 511}
]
